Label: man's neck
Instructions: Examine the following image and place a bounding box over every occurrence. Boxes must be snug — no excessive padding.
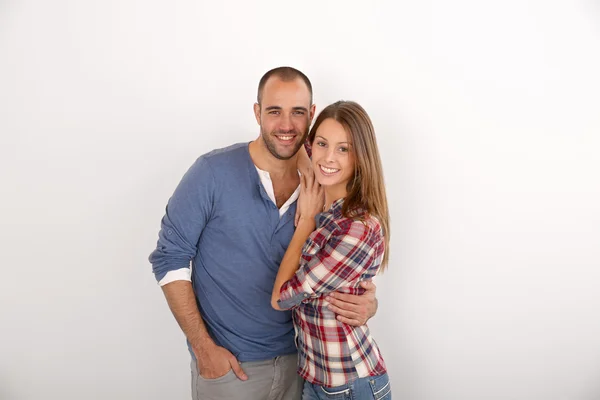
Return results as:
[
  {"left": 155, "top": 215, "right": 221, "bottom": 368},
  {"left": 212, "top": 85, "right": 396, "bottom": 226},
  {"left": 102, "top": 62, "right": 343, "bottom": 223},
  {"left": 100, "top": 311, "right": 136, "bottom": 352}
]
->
[{"left": 248, "top": 138, "right": 298, "bottom": 179}]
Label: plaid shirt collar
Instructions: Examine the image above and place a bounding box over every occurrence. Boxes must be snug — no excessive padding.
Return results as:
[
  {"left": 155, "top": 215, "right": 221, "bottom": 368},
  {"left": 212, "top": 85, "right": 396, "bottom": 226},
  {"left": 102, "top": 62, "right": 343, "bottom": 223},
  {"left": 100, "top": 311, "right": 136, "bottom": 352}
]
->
[
  {"left": 318, "top": 198, "right": 344, "bottom": 227},
  {"left": 318, "top": 198, "right": 366, "bottom": 227}
]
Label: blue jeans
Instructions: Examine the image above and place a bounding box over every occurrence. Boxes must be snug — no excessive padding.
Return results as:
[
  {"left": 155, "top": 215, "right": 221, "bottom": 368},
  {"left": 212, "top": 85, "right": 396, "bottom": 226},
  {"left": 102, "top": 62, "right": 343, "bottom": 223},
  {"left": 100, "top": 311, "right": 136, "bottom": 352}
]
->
[{"left": 302, "top": 373, "right": 391, "bottom": 400}]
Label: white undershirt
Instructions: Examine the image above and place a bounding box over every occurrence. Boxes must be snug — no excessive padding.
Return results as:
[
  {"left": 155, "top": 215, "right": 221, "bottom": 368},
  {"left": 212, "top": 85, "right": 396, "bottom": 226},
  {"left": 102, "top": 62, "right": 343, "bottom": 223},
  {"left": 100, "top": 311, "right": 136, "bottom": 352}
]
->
[{"left": 157, "top": 166, "right": 300, "bottom": 286}]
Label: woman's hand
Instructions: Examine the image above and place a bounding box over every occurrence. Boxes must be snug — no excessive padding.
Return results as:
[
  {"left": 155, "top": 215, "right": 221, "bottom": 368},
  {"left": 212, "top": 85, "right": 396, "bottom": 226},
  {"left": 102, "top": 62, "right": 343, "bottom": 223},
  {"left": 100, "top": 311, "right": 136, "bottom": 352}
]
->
[{"left": 296, "top": 172, "right": 324, "bottom": 227}]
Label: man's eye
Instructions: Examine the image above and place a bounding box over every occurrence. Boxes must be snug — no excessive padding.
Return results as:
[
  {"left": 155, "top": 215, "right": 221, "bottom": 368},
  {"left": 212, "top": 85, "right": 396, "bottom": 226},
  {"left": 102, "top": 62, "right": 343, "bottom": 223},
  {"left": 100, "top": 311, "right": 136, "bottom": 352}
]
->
[
  {"left": 269, "top": 111, "right": 280, "bottom": 115},
  {"left": 293, "top": 111, "right": 305, "bottom": 115}
]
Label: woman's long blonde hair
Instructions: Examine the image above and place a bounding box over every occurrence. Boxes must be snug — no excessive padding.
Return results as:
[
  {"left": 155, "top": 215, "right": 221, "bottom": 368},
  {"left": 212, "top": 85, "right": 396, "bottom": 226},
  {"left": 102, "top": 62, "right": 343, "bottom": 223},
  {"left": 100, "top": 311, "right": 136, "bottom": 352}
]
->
[{"left": 308, "top": 101, "right": 390, "bottom": 268}]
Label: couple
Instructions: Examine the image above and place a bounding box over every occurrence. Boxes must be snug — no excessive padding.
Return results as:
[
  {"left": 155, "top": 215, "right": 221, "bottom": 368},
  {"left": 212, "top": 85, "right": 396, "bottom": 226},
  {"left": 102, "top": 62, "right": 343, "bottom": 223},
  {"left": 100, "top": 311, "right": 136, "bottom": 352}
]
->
[{"left": 149, "top": 67, "right": 391, "bottom": 400}]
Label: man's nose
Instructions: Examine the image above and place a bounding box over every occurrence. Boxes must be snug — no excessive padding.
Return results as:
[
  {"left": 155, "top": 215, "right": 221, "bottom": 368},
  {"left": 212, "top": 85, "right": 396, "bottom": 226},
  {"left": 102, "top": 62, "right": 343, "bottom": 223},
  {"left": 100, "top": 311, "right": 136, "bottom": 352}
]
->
[{"left": 278, "top": 114, "right": 293, "bottom": 132}]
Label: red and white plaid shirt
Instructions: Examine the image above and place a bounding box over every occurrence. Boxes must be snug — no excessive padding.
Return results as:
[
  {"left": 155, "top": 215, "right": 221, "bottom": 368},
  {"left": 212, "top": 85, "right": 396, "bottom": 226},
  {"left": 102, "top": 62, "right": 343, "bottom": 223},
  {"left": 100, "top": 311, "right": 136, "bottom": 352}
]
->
[{"left": 278, "top": 198, "right": 387, "bottom": 387}]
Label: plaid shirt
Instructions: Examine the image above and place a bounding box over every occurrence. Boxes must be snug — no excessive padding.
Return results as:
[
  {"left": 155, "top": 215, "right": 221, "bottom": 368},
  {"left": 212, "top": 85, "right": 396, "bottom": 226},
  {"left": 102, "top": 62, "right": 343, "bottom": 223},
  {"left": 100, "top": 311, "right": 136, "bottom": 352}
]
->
[{"left": 278, "top": 198, "right": 387, "bottom": 387}]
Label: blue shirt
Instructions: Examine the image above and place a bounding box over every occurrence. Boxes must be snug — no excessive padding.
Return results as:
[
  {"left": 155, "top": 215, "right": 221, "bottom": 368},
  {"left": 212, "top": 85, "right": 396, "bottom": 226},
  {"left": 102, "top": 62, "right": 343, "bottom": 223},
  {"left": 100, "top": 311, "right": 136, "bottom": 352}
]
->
[{"left": 149, "top": 143, "right": 298, "bottom": 361}]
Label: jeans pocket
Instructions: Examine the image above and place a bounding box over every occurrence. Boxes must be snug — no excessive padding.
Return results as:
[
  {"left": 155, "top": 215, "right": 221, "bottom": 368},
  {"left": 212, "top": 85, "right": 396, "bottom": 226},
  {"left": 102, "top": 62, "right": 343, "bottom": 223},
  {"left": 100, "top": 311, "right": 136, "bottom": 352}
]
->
[
  {"left": 319, "top": 385, "right": 351, "bottom": 399},
  {"left": 369, "top": 373, "right": 391, "bottom": 399}
]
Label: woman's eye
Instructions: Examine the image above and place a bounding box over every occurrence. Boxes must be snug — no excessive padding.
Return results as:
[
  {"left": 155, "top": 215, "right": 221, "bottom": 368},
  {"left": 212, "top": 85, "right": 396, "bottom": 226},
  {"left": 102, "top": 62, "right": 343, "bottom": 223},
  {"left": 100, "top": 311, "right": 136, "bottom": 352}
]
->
[
  {"left": 339, "top": 147, "right": 348, "bottom": 152},
  {"left": 316, "top": 141, "right": 326, "bottom": 147}
]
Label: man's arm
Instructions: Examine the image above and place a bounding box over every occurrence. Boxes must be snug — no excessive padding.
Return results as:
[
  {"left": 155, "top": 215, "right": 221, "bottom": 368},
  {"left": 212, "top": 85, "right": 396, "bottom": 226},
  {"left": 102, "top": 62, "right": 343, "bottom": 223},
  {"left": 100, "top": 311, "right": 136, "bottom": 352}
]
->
[
  {"left": 149, "top": 157, "right": 246, "bottom": 380},
  {"left": 161, "top": 281, "right": 247, "bottom": 380}
]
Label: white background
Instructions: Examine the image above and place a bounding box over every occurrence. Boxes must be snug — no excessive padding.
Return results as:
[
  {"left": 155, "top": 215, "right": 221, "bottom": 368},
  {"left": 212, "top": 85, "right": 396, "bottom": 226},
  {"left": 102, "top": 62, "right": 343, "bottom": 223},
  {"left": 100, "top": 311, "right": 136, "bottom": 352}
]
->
[{"left": 1, "top": 1, "right": 599, "bottom": 399}]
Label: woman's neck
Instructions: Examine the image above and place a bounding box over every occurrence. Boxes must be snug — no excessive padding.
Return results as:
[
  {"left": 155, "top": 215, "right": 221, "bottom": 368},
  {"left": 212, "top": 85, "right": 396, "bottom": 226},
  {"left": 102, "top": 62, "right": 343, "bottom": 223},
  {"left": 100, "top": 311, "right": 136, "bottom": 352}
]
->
[{"left": 323, "top": 185, "right": 348, "bottom": 212}]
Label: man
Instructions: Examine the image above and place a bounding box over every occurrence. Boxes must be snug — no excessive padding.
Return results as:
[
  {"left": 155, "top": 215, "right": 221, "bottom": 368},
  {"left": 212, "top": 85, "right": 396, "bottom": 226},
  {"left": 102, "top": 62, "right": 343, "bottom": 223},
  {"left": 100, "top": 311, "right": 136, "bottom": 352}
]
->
[{"left": 149, "top": 67, "right": 378, "bottom": 400}]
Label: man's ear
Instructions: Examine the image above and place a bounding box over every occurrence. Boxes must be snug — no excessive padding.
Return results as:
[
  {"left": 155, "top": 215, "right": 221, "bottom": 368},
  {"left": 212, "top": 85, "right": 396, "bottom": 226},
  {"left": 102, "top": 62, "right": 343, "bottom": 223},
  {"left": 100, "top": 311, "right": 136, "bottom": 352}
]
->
[
  {"left": 253, "top": 103, "right": 261, "bottom": 125},
  {"left": 309, "top": 104, "right": 316, "bottom": 122}
]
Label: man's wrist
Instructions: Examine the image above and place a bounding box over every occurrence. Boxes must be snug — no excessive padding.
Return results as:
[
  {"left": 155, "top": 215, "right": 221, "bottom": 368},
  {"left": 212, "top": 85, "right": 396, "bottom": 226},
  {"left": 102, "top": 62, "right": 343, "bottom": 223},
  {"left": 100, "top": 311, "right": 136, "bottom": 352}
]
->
[{"left": 190, "top": 335, "right": 216, "bottom": 354}]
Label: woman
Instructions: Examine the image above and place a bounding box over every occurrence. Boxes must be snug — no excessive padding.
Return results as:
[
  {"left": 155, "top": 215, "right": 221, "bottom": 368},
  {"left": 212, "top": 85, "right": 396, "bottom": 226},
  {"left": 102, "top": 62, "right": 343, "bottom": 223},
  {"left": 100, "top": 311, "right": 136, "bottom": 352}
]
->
[{"left": 271, "top": 101, "right": 391, "bottom": 400}]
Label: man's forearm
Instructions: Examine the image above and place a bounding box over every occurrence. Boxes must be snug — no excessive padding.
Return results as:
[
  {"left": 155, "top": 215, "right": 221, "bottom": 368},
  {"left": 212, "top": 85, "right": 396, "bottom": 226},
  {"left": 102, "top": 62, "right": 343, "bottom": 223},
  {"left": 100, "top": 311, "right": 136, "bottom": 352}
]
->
[{"left": 161, "top": 280, "right": 213, "bottom": 349}]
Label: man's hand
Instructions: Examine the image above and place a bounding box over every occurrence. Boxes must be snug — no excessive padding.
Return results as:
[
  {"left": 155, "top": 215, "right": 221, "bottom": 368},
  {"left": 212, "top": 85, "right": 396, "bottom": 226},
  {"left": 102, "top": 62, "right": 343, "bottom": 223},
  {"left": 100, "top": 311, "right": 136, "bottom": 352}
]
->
[
  {"left": 193, "top": 342, "right": 248, "bottom": 381},
  {"left": 326, "top": 280, "right": 378, "bottom": 326}
]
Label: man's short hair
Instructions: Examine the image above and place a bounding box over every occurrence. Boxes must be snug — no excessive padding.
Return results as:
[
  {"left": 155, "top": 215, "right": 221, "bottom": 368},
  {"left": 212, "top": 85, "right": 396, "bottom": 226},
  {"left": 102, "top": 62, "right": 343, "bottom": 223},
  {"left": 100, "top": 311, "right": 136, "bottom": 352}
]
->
[{"left": 257, "top": 67, "right": 313, "bottom": 105}]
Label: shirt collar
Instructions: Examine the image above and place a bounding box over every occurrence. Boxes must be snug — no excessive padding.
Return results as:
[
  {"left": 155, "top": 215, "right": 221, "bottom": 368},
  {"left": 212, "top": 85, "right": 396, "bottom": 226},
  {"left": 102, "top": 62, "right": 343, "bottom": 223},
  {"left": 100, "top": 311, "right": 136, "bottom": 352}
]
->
[
  {"left": 321, "top": 197, "right": 369, "bottom": 223},
  {"left": 327, "top": 198, "right": 345, "bottom": 217},
  {"left": 317, "top": 198, "right": 345, "bottom": 226}
]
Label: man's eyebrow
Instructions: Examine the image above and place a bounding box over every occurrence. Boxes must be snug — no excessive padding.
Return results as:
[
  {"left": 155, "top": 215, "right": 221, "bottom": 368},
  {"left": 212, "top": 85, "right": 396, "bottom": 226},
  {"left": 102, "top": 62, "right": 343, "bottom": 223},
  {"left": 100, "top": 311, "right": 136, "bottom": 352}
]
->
[{"left": 263, "top": 106, "right": 308, "bottom": 112}]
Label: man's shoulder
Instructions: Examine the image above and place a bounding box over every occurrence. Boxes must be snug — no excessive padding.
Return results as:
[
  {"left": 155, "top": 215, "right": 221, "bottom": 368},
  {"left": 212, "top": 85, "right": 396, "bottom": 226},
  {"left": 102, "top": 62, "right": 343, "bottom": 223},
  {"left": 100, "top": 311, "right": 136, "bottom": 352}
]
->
[
  {"left": 188, "top": 142, "right": 251, "bottom": 185},
  {"left": 202, "top": 142, "right": 248, "bottom": 160},
  {"left": 196, "top": 142, "right": 250, "bottom": 169}
]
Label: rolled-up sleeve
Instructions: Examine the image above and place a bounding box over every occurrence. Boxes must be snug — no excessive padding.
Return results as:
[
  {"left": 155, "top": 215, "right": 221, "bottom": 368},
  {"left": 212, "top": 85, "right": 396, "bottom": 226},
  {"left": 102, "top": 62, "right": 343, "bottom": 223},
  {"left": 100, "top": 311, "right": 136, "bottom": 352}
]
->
[
  {"left": 148, "top": 156, "right": 216, "bottom": 282},
  {"left": 278, "top": 221, "right": 380, "bottom": 310}
]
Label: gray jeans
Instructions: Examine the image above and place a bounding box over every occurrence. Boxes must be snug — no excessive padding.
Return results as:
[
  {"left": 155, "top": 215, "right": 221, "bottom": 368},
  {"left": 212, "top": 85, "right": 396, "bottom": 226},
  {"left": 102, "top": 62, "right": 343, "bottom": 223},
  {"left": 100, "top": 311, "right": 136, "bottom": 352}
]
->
[{"left": 191, "top": 353, "right": 302, "bottom": 400}]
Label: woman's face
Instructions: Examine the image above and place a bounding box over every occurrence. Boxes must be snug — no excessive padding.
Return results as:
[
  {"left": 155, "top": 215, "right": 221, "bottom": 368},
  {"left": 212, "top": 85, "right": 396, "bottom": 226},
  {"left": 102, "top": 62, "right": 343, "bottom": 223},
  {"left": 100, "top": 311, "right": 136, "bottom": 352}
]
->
[{"left": 311, "top": 118, "right": 355, "bottom": 192}]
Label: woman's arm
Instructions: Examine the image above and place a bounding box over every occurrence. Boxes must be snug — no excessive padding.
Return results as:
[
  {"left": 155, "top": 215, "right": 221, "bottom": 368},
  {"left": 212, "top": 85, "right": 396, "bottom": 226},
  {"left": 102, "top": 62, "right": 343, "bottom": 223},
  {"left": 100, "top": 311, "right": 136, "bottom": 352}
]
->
[
  {"left": 271, "top": 218, "right": 315, "bottom": 310},
  {"left": 271, "top": 172, "right": 323, "bottom": 310},
  {"left": 276, "top": 217, "right": 384, "bottom": 312}
]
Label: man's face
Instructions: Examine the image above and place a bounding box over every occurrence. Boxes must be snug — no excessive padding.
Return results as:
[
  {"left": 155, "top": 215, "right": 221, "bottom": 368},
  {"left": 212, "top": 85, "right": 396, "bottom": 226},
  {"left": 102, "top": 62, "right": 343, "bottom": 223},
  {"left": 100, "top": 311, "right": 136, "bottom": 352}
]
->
[{"left": 254, "top": 77, "right": 315, "bottom": 160}]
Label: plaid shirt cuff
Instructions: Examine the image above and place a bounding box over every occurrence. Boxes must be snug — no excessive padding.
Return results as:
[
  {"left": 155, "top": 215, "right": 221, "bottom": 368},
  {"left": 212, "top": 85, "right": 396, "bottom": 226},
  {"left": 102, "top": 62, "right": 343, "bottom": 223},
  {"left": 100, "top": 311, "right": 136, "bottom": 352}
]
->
[
  {"left": 278, "top": 275, "right": 315, "bottom": 310},
  {"left": 277, "top": 291, "right": 310, "bottom": 310}
]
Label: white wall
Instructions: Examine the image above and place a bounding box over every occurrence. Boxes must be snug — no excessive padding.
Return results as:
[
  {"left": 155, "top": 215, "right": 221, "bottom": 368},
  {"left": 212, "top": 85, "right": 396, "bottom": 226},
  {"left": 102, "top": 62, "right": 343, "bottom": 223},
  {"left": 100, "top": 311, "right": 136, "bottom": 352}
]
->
[{"left": 1, "top": 1, "right": 599, "bottom": 399}]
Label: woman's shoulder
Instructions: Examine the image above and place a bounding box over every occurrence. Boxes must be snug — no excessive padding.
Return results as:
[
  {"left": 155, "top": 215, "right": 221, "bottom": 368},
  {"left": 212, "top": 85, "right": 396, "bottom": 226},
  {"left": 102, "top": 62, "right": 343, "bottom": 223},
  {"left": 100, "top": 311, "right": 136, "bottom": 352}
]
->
[{"left": 332, "top": 213, "right": 383, "bottom": 242}]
